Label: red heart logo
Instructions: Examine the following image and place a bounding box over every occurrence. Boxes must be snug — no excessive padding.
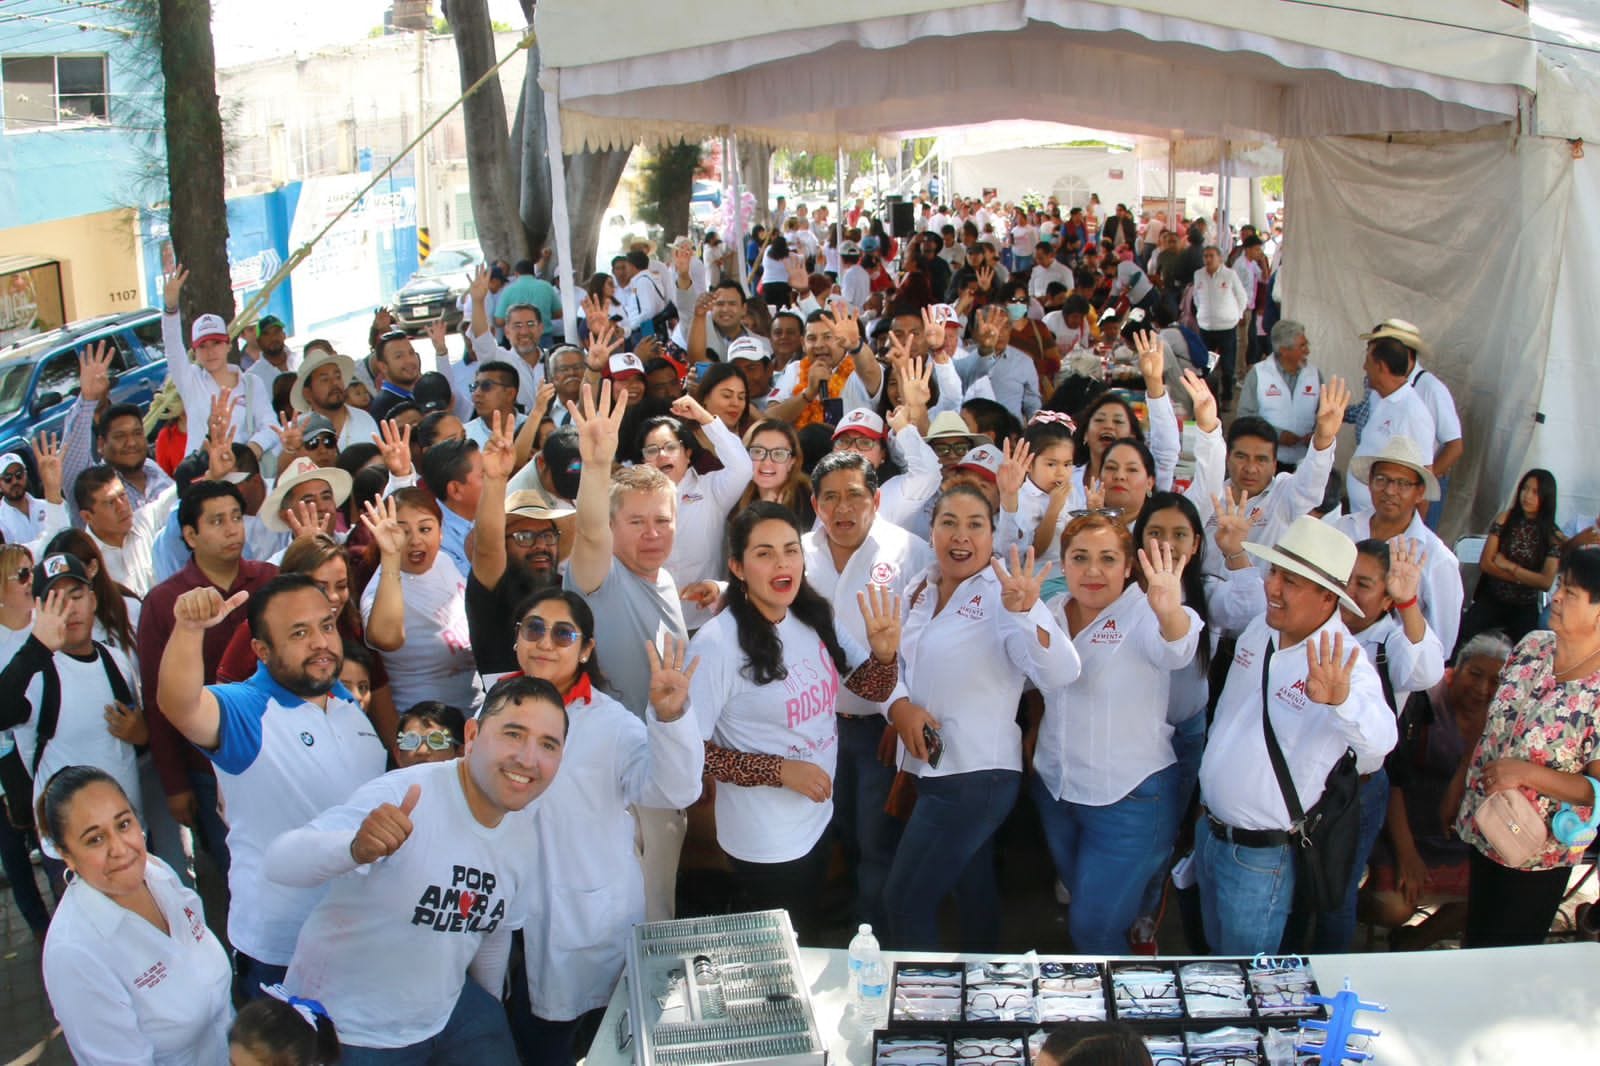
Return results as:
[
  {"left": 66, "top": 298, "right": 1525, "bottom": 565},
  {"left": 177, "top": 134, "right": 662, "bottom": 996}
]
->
[{"left": 458, "top": 890, "right": 477, "bottom": 918}]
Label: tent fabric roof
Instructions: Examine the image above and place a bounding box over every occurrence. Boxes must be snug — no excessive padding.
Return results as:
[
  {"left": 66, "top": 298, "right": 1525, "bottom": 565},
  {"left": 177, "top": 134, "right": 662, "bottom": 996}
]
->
[{"left": 536, "top": 0, "right": 1536, "bottom": 151}]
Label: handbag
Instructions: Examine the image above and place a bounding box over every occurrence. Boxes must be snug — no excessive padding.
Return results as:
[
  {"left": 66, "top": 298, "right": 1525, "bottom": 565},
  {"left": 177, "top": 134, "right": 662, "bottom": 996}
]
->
[
  {"left": 1258, "top": 642, "right": 1362, "bottom": 911},
  {"left": 1473, "top": 788, "right": 1549, "bottom": 869}
]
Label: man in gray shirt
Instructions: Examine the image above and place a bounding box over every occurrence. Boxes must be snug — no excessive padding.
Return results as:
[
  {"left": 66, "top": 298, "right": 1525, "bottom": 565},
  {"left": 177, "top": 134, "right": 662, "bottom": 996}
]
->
[{"left": 564, "top": 381, "right": 690, "bottom": 921}]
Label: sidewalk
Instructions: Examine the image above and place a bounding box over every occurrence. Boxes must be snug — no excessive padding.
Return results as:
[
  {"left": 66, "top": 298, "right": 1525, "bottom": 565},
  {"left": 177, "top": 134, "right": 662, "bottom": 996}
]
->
[{"left": 0, "top": 865, "right": 68, "bottom": 1065}]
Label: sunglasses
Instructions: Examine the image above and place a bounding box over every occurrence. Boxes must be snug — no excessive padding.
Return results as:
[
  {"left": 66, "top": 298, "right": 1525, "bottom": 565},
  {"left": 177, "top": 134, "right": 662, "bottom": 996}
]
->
[
  {"left": 508, "top": 529, "right": 559, "bottom": 547},
  {"left": 11, "top": 565, "right": 33, "bottom": 584},
  {"left": 471, "top": 379, "right": 514, "bottom": 392},
  {"left": 1068, "top": 507, "right": 1125, "bottom": 520},
  {"left": 396, "top": 729, "right": 455, "bottom": 752},
  {"left": 0, "top": 469, "right": 25, "bottom": 482},
  {"left": 514, "top": 616, "right": 582, "bottom": 646},
  {"left": 306, "top": 434, "right": 338, "bottom": 449}
]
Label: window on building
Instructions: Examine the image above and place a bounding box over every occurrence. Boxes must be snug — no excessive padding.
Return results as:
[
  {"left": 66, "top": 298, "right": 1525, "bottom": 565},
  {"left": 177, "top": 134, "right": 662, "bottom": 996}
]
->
[{"left": 2, "top": 55, "right": 109, "bottom": 131}]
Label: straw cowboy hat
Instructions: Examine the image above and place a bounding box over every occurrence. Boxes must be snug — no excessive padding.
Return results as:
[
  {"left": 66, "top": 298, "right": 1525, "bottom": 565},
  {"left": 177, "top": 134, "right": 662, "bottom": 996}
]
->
[
  {"left": 1359, "top": 318, "right": 1427, "bottom": 355},
  {"left": 1243, "top": 515, "right": 1363, "bottom": 615},
  {"left": 1348, "top": 436, "right": 1441, "bottom": 502},
  {"left": 262, "top": 456, "right": 353, "bottom": 533},
  {"left": 291, "top": 349, "right": 359, "bottom": 415}
]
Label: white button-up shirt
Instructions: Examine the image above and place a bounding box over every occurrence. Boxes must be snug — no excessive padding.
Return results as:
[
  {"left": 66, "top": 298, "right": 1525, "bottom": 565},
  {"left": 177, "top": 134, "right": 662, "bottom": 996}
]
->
[
  {"left": 1192, "top": 265, "right": 1249, "bottom": 331},
  {"left": 1200, "top": 614, "right": 1397, "bottom": 831},
  {"left": 1197, "top": 441, "right": 1335, "bottom": 578},
  {"left": 663, "top": 418, "right": 754, "bottom": 631},
  {"left": 1324, "top": 508, "right": 1463, "bottom": 655},
  {"left": 1346, "top": 387, "right": 1435, "bottom": 513}
]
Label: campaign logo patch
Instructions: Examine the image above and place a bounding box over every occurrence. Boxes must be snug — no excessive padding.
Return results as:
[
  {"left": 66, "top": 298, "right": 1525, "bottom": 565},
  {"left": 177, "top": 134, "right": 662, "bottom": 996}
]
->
[
  {"left": 869, "top": 562, "right": 895, "bottom": 585},
  {"left": 956, "top": 594, "right": 985, "bottom": 620},
  {"left": 1265, "top": 384, "right": 1282, "bottom": 398}
]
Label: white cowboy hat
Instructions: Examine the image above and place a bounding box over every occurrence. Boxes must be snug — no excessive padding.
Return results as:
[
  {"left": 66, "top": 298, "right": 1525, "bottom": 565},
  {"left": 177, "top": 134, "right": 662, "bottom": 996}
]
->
[
  {"left": 262, "top": 456, "right": 353, "bottom": 533},
  {"left": 1348, "top": 436, "right": 1440, "bottom": 502},
  {"left": 1358, "top": 317, "right": 1427, "bottom": 354},
  {"left": 291, "top": 349, "right": 358, "bottom": 415},
  {"left": 1243, "top": 515, "right": 1363, "bottom": 615}
]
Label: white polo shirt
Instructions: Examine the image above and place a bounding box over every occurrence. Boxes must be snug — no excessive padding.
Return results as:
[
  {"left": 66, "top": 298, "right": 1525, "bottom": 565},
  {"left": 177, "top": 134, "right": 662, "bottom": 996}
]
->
[
  {"left": 43, "top": 856, "right": 231, "bottom": 1066},
  {"left": 207, "top": 665, "right": 387, "bottom": 965}
]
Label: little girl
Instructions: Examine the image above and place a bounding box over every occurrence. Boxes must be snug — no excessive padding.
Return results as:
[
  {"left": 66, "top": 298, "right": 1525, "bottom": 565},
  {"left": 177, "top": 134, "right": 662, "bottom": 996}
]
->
[
  {"left": 998, "top": 413, "right": 1084, "bottom": 559},
  {"left": 230, "top": 991, "right": 342, "bottom": 1065}
]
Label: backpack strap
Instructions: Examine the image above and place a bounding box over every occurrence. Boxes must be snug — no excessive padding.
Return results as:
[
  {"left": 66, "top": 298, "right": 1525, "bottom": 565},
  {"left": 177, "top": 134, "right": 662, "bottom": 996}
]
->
[{"left": 31, "top": 661, "right": 61, "bottom": 778}]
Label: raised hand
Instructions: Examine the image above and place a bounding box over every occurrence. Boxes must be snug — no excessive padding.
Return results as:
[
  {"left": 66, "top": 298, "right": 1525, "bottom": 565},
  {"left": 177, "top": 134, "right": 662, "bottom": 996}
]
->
[
  {"left": 480, "top": 410, "right": 517, "bottom": 481},
  {"left": 172, "top": 587, "right": 251, "bottom": 632},
  {"left": 646, "top": 635, "right": 699, "bottom": 723},
  {"left": 976, "top": 264, "right": 995, "bottom": 291},
  {"left": 584, "top": 320, "right": 624, "bottom": 372},
  {"left": 1313, "top": 375, "right": 1351, "bottom": 448},
  {"left": 531, "top": 381, "right": 557, "bottom": 420},
  {"left": 670, "top": 394, "right": 714, "bottom": 426},
  {"left": 282, "top": 499, "right": 331, "bottom": 539},
  {"left": 425, "top": 318, "right": 449, "bottom": 355},
  {"left": 899, "top": 357, "right": 933, "bottom": 412},
  {"left": 992, "top": 545, "right": 1052, "bottom": 614},
  {"left": 921, "top": 306, "right": 946, "bottom": 353},
  {"left": 1137, "top": 538, "right": 1188, "bottom": 617},
  {"left": 581, "top": 293, "right": 610, "bottom": 329},
  {"left": 468, "top": 264, "right": 491, "bottom": 305},
  {"left": 1134, "top": 328, "right": 1164, "bottom": 391},
  {"left": 673, "top": 242, "right": 694, "bottom": 274},
  {"left": 103, "top": 701, "right": 148, "bottom": 745},
  {"left": 30, "top": 587, "right": 73, "bottom": 652},
  {"left": 272, "top": 411, "right": 305, "bottom": 456},
  {"left": 1386, "top": 536, "right": 1427, "bottom": 604},
  {"left": 1085, "top": 476, "right": 1106, "bottom": 512},
  {"left": 32, "top": 430, "right": 63, "bottom": 501},
  {"left": 569, "top": 381, "right": 627, "bottom": 466},
  {"left": 1304, "top": 631, "right": 1360, "bottom": 707},
  {"left": 786, "top": 252, "right": 809, "bottom": 289},
  {"left": 371, "top": 419, "right": 413, "bottom": 477},
  {"left": 1211, "top": 487, "right": 1257, "bottom": 561},
  {"left": 693, "top": 292, "right": 714, "bottom": 319},
  {"left": 240, "top": 323, "right": 260, "bottom": 357},
  {"left": 886, "top": 404, "right": 912, "bottom": 436},
  {"left": 77, "top": 340, "right": 115, "bottom": 404},
  {"left": 634, "top": 335, "right": 661, "bottom": 364},
  {"left": 856, "top": 583, "right": 903, "bottom": 664},
  {"left": 205, "top": 426, "right": 237, "bottom": 482},
  {"left": 830, "top": 302, "right": 862, "bottom": 351},
  {"left": 779, "top": 759, "right": 832, "bottom": 803},
  {"left": 162, "top": 265, "right": 189, "bottom": 312},
  {"left": 361, "top": 495, "right": 407, "bottom": 560},
  {"left": 996, "top": 437, "right": 1034, "bottom": 502},
  {"left": 351, "top": 784, "right": 421, "bottom": 865},
  {"left": 1180, "top": 368, "right": 1219, "bottom": 432},
  {"left": 207, "top": 386, "right": 236, "bottom": 444},
  {"left": 976, "top": 305, "right": 1005, "bottom": 352}
]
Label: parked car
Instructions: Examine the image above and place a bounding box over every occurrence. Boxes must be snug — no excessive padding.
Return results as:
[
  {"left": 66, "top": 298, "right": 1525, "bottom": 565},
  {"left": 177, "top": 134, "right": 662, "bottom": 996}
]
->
[
  {"left": 391, "top": 241, "right": 482, "bottom": 334},
  {"left": 0, "top": 308, "right": 170, "bottom": 461}
]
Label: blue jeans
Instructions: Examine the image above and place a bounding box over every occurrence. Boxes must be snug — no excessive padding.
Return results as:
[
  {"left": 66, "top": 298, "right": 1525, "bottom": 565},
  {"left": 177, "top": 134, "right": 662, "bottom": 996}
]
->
[
  {"left": 1033, "top": 765, "right": 1182, "bottom": 954},
  {"left": 884, "top": 769, "right": 1019, "bottom": 951},
  {"left": 1138, "top": 714, "right": 1208, "bottom": 919},
  {"left": 233, "top": 953, "right": 289, "bottom": 1005},
  {"left": 341, "top": 979, "right": 518, "bottom": 1065},
  {"left": 831, "top": 715, "right": 903, "bottom": 931},
  {"left": 1195, "top": 820, "right": 1296, "bottom": 956},
  {"left": 0, "top": 813, "right": 50, "bottom": 934}
]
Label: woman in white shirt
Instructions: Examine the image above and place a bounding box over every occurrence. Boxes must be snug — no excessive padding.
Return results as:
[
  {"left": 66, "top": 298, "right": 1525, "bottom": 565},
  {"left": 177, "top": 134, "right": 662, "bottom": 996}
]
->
[
  {"left": 689, "top": 501, "right": 903, "bottom": 942},
  {"left": 883, "top": 485, "right": 1079, "bottom": 950},
  {"left": 503, "top": 587, "right": 703, "bottom": 1066},
  {"left": 360, "top": 487, "right": 481, "bottom": 712},
  {"left": 1030, "top": 513, "right": 1200, "bottom": 954},
  {"left": 40, "top": 765, "right": 231, "bottom": 1066},
  {"left": 638, "top": 395, "right": 753, "bottom": 631},
  {"left": 159, "top": 267, "right": 277, "bottom": 454},
  {"left": 0, "top": 543, "right": 52, "bottom": 938}
]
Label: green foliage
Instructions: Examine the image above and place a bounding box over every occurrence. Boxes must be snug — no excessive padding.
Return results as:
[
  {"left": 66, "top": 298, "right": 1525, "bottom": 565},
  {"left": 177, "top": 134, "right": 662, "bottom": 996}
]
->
[
  {"left": 1261, "top": 175, "right": 1285, "bottom": 198},
  {"left": 637, "top": 142, "right": 703, "bottom": 227}
]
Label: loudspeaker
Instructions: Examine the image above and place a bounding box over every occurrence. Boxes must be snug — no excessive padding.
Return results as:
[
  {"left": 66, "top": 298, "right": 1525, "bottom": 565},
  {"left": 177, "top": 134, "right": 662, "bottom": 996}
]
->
[{"left": 890, "top": 201, "right": 915, "bottom": 237}]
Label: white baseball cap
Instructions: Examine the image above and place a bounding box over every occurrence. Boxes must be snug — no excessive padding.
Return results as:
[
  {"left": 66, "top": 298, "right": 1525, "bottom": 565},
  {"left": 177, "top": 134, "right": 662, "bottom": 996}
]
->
[
  {"left": 832, "top": 408, "right": 886, "bottom": 441},
  {"left": 0, "top": 453, "right": 25, "bottom": 476},
  {"left": 727, "top": 336, "right": 773, "bottom": 363},
  {"left": 954, "top": 444, "right": 1004, "bottom": 481},
  {"left": 606, "top": 352, "right": 646, "bottom": 379},
  {"left": 191, "top": 313, "right": 230, "bottom": 346}
]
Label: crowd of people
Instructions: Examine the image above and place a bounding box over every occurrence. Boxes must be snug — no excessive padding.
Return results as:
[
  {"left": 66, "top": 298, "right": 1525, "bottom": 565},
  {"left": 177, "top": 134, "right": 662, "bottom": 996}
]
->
[{"left": 0, "top": 186, "right": 1595, "bottom": 1066}]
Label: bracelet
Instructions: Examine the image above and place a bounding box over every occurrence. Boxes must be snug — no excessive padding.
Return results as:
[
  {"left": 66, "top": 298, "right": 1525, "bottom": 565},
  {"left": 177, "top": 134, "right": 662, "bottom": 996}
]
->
[
  {"left": 1225, "top": 549, "right": 1248, "bottom": 564},
  {"left": 1395, "top": 595, "right": 1419, "bottom": 610}
]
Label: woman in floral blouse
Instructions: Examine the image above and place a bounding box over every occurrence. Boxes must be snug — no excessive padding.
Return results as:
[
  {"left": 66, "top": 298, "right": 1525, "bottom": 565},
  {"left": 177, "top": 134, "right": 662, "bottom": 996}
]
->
[{"left": 1452, "top": 546, "right": 1600, "bottom": 947}]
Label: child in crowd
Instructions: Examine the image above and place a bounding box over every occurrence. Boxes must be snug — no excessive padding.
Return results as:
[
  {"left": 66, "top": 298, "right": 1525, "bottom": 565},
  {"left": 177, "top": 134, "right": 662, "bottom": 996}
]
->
[
  {"left": 230, "top": 992, "right": 343, "bottom": 1066},
  {"left": 392, "top": 701, "right": 466, "bottom": 770}
]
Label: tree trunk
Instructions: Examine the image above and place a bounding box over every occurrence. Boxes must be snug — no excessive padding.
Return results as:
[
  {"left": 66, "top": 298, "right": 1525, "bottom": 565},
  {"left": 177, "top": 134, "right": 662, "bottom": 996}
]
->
[
  {"left": 448, "top": 0, "right": 528, "bottom": 267},
  {"left": 157, "top": 0, "right": 233, "bottom": 328},
  {"left": 645, "top": 143, "right": 700, "bottom": 252},
  {"left": 738, "top": 139, "right": 773, "bottom": 231}
]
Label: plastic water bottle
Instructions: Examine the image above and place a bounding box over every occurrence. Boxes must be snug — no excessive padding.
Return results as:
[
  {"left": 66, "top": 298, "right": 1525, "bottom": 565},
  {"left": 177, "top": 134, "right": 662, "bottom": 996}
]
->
[
  {"left": 846, "top": 924, "right": 880, "bottom": 1009},
  {"left": 858, "top": 954, "right": 889, "bottom": 1028}
]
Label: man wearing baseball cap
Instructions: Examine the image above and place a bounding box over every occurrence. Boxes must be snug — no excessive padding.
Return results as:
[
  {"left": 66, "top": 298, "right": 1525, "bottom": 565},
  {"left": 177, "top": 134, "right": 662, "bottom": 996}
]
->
[
  {"left": 244, "top": 314, "right": 300, "bottom": 393},
  {"left": 1196, "top": 516, "right": 1396, "bottom": 955},
  {"left": 830, "top": 407, "right": 942, "bottom": 535},
  {"left": 160, "top": 268, "right": 279, "bottom": 457},
  {"left": 838, "top": 240, "right": 870, "bottom": 311},
  {"left": 726, "top": 335, "right": 776, "bottom": 410},
  {"left": 0, "top": 452, "right": 52, "bottom": 546}
]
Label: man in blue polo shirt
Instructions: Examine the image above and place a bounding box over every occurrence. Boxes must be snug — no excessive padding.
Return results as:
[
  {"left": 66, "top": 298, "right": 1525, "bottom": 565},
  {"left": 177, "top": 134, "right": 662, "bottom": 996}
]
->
[{"left": 156, "top": 573, "right": 387, "bottom": 1000}]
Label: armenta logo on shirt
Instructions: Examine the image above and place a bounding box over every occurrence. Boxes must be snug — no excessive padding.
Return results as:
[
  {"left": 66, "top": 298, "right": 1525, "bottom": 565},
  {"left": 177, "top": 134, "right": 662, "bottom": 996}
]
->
[
  {"left": 411, "top": 865, "right": 506, "bottom": 934},
  {"left": 1090, "top": 618, "right": 1123, "bottom": 646},
  {"left": 1233, "top": 645, "right": 1257, "bottom": 670},
  {"left": 1274, "top": 678, "right": 1309, "bottom": 710},
  {"left": 1265, "top": 384, "right": 1283, "bottom": 398},
  {"left": 681, "top": 491, "right": 705, "bottom": 504},
  {"left": 869, "top": 561, "right": 896, "bottom": 586},
  {"left": 183, "top": 904, "right": 206, "bottom": 943},
  {"left": 784, "top": 642, "right": 840, "bottom": 730},
  {"left": 956, "top": 594, "right": 985, "bottom": 620}
]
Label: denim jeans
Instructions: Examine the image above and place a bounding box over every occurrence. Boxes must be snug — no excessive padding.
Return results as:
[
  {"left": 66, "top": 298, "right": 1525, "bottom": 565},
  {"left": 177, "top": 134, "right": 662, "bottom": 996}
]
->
[
  {"left": 233, "top": 953, "right": 289, "bottom": 1005},
  {"left": 1033, "top": 764, "right": 1182, "bottom": 954},
  {"left": 884, "top": 769, "right": 1019, "bottom": 951},
  {"left": 831, "top": 715, "right": 903, "bottom": 931},
  {"left": 1138, "top": 714, "right": 1207, "bottom": 918},
  {"left": 0, "top": 813, "right": 49, "bottom": 934},
  {"left": 1194, "top": 819, "right": 1296, "bottom": 956},
  {"left": 340, "top": 979, "right": 519, "bottom": 1065}
]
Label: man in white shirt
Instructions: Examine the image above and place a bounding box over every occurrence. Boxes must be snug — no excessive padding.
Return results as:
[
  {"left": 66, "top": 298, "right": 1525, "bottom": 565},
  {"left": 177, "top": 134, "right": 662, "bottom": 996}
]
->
[
  {"left": 1192, "top": 246, "right": 1249, "bottom": 405},
  {"left": 463, "top": 360, "right": 523, "bottom": 448},
  {"left": 1324, "top": 436, "right": 1463, "bottom": 654},
  {"left": 803, "top": 451, "right": 932, "bottom": 930},
  {"left": 1196, "top": 517, "right": 1397, "bottom": 955},
  {"left": 75, "top": 465, "right": 166, "bottom": 596},
  {"left": 290, "top": 349, "right": 379, "bottom": 452},
  {"left": 1027, "top": 241, "right": 1073, "bottom": 300},
  {"left": 0, "top": 452, "right": 49, "bottom": 544},
  {"left": 838, "top": 241, "right": 870, "bottom": 310},
  {"left": 682, "top": 281, "right": 753, "bottom": 363},
  {"left": 1358, "top": 319, "right": 1464, "bottom": 524},
  {"left": 1236, "top": 319, "right": 1322, "bottom": 468},
  {"left": 613, "top": 252, "right": 668, "bottom": 340},
  {"left": 1345, "top": 337, "right": 1435, "bottom": 514},
  {"left": 244, "top": 315, "right": 300, "bottom": 393},
  {"left": 667, "top": 236, "right": 709, "bottom": 322}
]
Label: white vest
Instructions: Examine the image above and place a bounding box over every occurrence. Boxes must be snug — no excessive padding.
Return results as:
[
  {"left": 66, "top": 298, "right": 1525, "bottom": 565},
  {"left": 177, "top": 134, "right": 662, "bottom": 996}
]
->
[{"left": 1255, "top": 359, "right": 1320, "bottom": 464}]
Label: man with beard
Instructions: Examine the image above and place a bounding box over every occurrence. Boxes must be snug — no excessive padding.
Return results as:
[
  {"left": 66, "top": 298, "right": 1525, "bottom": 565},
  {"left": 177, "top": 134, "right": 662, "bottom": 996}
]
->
[
  {"left": 0, "top": 452, "right": 48, "bottom": 545},
  {"left": 291, "top": 348, "right": 379, "bottom": 450},
  {"left": 137, "top": 482, "right": 280, "bottom": 884},
  {"left": 368, "top": 330, "right": 426, "bottom": 421},
  {"left": 466, "top": 416, "right": 575, "bottom": 678},
  {"left": 244, "top": 315, "right": 300, "bottom": 392},
  {"left": 466, "top": 265, "right": 550, "bottom": 414},
  {"left": 157, "top": 573, "right": 387, "bottom": 1000},
  {"left": 60, "top": 342, "right": 174, "bottom": 518}
]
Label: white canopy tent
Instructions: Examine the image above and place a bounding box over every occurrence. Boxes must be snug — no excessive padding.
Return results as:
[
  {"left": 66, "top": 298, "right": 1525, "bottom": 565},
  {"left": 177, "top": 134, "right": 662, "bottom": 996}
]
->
[{"left": 535, "top": 0, "right": 1600, "bottom": 539}]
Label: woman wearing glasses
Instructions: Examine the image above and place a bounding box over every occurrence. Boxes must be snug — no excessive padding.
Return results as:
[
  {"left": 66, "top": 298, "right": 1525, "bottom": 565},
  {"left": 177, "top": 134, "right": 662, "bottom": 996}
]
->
[
  {"left": 637, "top": 395, "right": 753, "bottom": 632},
  {"left": 392, "top": 701, "right": 465, "bottom": 769},
  {"left": 737, "top": 419, "right": 814, "bottom": 529},
  {"left": 503, "top": 587, "right": 703, "bottom": 1066}
]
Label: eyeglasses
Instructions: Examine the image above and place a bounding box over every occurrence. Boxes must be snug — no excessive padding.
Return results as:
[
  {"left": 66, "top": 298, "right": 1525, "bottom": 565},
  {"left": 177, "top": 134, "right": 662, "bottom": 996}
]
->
[
  {"left": 1369, "top": 471, "right": 1422, "bottom": 492},
  {"left": 508, "top": 529, "right": 559, "bottom": 547},
  {"left": 396, "top": 729, "right": 455, "bottom": 752},
  {"left": 834, "top": 436, "right": 881, "bottom": 453},
  {"left": 472, "top": 379, "right": 514, "bottom": 392},
  {"left": 514, "top": 616, "right": 582, "bottom": 646},
  {"left": 11, "top": 565, "right": 33, "bottom": 584},
  {"left": 641, "top": 442, "right": 684, "bottom": 460},
  {"left": 929, "top": 440, "right": 973, "bottom": 459},
  {"left": 1068, "top": 507, "right": 1125, "bottom": 520},
  {"left": 747, "top": 445, "right": 794, "bottom": 463},
  {"left": 953, "top": 1040, "right": 1022, "bottom": 1060},
  {"left": 306, "top": 434, "right": 338, "bottom": 449}
]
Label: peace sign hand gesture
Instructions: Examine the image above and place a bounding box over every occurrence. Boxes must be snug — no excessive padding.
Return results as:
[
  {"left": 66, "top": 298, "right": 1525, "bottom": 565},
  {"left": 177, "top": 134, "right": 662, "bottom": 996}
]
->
[
  {"left": 1385, "top": 536, "right": 1427, "bottom": 605},
  {"left": 1305, "top": 631, "right": 1361, "bottom": 707},
  {"left": 921, "top": 305, "right": 946, "bottom": 353},
  {"left": 1137, "top": 538, "right": 1188, "bottom": 619},
  {"left": 480, "top": 410, "right": 518, "bottom": 481},
  {"left": 646, "top": 635, "right": 700, "bottom": 723},
  {"left": 857, "top": 583, "right": 903, "bottom": 664},
  {"left": 992, "top": 545, "right": 1052, "bottom": 615}
]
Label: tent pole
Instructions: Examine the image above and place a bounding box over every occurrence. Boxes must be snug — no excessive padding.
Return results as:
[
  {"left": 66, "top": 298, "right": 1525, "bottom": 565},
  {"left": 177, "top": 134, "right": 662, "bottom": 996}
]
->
[
  {"left": 836, "top": 145, "right": 845, "bottom": 234},
  {"left": 728, "top": 132, "right": 746, "bottom": 291},
  {"left": 1216, "top": 139, "right": 1230, "bottom": 255},
  {"left": 539, "top": 67, "right": 580, "bottom": 345},
  {"left": 1167, "top": 138, "right": 1177, "bottom": 231}
]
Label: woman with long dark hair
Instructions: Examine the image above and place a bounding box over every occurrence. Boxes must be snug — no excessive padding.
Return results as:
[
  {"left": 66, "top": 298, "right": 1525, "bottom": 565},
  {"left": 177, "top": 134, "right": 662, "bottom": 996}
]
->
[
  {"left": 1460, "top": 468, "right": 1562, "bottom": 646},
  {"left": 687, "top": 502, "right": 903, "bottom": 941},
  {"left": 44, "top": 528, "right": 138, "bottom": 651}
]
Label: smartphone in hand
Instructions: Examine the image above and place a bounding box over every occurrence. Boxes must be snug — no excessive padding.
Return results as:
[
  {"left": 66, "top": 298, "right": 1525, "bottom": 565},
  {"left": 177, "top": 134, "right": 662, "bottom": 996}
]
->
[{"left": 923, "top": 723, "right": 944, "bottom": 768}]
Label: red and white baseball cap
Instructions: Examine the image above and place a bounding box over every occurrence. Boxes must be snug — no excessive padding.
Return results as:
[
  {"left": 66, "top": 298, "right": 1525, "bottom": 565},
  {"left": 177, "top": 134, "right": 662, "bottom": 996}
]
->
[
  {"left": 606, "top": 352, "right": 646, "bottom": 379},
  {"left": 191, "top": 314, "right": 229, "bottom": 346},
  {"left": 929, "top": 303, "right": 962, "bottom": 328},
  {"left": 954, "top": 444, "right": 1003, "bottom": 481},
  {"left": 832, "top": 408, "right": 886, "bottom": 441},
  {"left": 727, "top": 336, "right": 773, "bottom": 363}
]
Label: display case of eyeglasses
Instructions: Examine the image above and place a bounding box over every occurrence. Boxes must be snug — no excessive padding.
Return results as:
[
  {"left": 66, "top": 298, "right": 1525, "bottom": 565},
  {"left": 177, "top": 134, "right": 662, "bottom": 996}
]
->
[{"left": 620, "top": 910, "right": 827, "bottom": 1066}]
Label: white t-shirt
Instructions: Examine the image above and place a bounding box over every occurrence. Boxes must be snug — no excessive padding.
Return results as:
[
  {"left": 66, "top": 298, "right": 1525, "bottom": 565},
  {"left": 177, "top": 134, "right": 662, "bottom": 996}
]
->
[
  {"left": 362, "top": 554, "right": 483, "bottom": 712},
  {"left": 44, "top": 856, "right": 231, "bottom": 1066},
  {"left": 690, "top": 609, "right": 869, "bottom": 863},
  {"left": 1029, "top": 260, "right": 1074, "bottom": 300},
  {"left": 662, "top": 419, "right": 755, "bottom": 631},
  {"left": 1408, "top": 366, "right": 1463, "bottom": 449},
  {"left": 1010, "top": 224, "right": 1038, "bottom": 257},
  {"left": 279, "top": 761, "right": 538, "bottom": 1050}
]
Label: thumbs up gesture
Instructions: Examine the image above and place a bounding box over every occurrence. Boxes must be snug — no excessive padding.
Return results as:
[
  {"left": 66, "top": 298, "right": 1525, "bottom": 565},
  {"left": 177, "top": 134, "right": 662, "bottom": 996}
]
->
[{"left": 350, "top": 784, "right": 421, "bottom": 865}]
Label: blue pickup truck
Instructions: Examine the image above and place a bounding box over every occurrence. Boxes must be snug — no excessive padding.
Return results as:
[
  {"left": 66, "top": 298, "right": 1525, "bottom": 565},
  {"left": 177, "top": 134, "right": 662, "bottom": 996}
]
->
[{"left": 0, "top": 309, "right": 170, "bottom": 459}]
